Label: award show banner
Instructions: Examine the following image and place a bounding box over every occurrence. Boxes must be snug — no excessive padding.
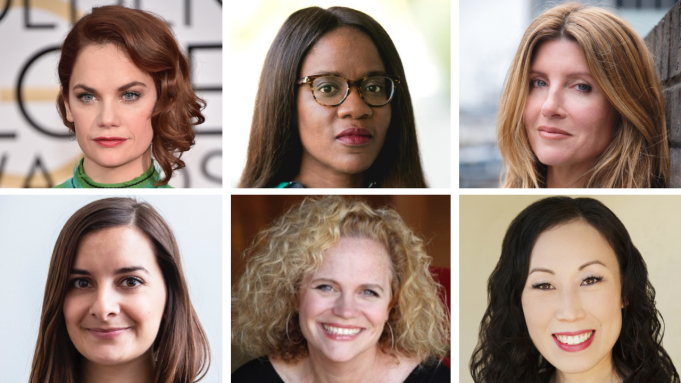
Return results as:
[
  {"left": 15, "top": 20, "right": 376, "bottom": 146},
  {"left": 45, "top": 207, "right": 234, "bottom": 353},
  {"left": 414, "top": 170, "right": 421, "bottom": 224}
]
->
[{"left": 0, "top": 0, "right": 222, "bottom": 187}]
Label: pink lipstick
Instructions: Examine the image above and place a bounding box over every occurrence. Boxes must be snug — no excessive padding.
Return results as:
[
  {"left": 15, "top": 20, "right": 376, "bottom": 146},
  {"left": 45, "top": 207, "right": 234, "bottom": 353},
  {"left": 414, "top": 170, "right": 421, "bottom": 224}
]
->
[
  {"left": 552, "top": 330, "right": 595, "bottom": 352},
  {"left": 87, "top": 327, "right": 129, "bottom": 340},
  {"left": 336, "top": 128, "right": 373, "bottom": 146},
  {"left": 94, "top": 137, "right": 127, "bottom": 147},
  {"left": 538, "top": 126, "right": 572, "bottom": 139}
]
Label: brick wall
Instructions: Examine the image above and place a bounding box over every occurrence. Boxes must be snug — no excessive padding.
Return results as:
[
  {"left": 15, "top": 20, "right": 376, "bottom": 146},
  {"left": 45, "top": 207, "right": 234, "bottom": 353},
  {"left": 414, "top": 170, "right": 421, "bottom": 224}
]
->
[{"left": 645, "top": 2, "right": 681, "bottom": 187}]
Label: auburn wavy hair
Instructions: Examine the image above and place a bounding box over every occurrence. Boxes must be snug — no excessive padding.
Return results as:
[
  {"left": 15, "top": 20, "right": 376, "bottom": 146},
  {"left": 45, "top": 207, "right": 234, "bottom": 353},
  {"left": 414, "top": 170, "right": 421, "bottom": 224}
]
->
[
  {"left": 29, "top": 197, "right": 210, "bottom": 383},
  {"left": 498, "top": 3, "right": 669, "bottom": 188},
  {"left": 239, "top": 7, "right": 426, "bottom": 188},
  {"left": 57, "top": 5, "right": 205, "bottom": 185},
  {"left": 232, "top": 196, "right": 448, "bottom": 363},
  {"left": 470, "top": 197, "right": 679, "bottom": 383}
]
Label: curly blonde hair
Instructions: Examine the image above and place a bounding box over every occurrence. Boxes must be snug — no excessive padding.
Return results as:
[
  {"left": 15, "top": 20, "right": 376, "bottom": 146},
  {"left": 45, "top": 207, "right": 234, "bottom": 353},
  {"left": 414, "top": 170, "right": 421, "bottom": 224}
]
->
[{"left": 231, "top": 196, "right": 449, "bottom": 363}]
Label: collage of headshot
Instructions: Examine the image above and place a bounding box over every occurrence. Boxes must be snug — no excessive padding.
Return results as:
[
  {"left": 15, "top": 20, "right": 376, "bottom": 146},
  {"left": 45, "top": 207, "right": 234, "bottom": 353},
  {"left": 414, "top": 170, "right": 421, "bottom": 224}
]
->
[{"left": 0, "top": 0, "right": 680, "bottom": 382}]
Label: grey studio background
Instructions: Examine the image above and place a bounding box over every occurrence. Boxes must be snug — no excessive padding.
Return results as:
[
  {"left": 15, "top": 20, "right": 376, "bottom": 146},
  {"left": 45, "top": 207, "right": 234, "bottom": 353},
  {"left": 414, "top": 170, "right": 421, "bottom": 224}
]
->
[
  {"left": 0, "top": 195, "right": 222, "bottom": 382},
  {"left": 0, "top": 0, "right": 222, "bottom": 187},
  {"left": 459, "top": 195, "right": 681, "bottom": 383}
]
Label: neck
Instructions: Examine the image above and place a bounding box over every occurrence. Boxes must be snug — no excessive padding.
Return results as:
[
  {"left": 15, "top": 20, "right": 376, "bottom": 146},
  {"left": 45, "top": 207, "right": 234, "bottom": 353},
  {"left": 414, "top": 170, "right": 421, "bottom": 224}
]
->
[
  {"left": 81, "top": 350, "right": 155, "bottom": 383},
  {"left": 546, "top": 164, "right": 591, "bottom": 188},
  {"left": 295, "top": 157, "right": 365, "bottom": 188},
  {"left": 82, "top": 147, "right": 152, "bottom": 184},
  {"left": 552, "top": 352, "right": 621, "bottom": 383},
  {"left": 302, "top": 347, "right": 383, "bottom": 383}
]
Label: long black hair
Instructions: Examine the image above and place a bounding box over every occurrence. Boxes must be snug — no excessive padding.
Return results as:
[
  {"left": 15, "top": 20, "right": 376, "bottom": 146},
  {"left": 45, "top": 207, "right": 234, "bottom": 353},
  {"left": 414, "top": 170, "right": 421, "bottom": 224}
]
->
[
  {"left": 239, "top": 6, "right": 426, "bottom": 188},
  {"left": 470, "top": 196, "right": 679, "bottom": 383}
]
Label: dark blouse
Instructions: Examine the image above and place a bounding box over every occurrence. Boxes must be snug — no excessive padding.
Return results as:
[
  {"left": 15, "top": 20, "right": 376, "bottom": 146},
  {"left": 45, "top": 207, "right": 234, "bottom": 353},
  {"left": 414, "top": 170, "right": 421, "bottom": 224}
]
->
[{"left": 232, "top": 357, "right": 450, "bottom": 383}]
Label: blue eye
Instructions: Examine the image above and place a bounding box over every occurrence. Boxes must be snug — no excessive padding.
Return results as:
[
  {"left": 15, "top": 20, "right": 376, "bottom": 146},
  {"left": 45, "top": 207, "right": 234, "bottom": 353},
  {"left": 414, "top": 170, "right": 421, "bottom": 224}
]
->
[
  {"left": 315, "top": 284, "right": 334, "bottom": 292},
  {"left": 77, "top": 93, "right": 96, "bottom": 104},
  {"left": 121, "top": 91, "right": 140, "bottom": 102},
  {"left": 575, "top": 83, "right": 592, "bottom": 92},
  {"left": 362, "top": 289, "right": 379, "bottom": 297},
  {"left": 530, "top": 79, "right": 547, "bottom": 88}
]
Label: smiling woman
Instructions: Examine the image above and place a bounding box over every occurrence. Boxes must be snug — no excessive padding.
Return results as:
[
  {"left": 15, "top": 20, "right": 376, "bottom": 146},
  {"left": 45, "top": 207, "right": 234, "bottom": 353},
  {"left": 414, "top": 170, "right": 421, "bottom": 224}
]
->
[
  {"left": 231, "top": 196, "right": 449, "bottom": 382},
  {"left": 54, "top": 6, "right": 205, "bottom": 188},
  {"left": 239, "top": 7, "right": 426, "bottom": 188},
  {"left": 497, "top": 2, "right": 669, "bottom": 188},
  {"left": 29, "top": 198, "right": 210, "bottom": 383},
  {"left": 470, "top": 197, "right": 679, "bottom": 383}
]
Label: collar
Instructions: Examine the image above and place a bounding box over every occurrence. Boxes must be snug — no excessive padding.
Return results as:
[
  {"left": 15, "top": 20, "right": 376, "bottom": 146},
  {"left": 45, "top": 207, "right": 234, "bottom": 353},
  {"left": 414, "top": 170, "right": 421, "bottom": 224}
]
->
[{"left": 68, "top": 158, "right": 168, "bottom": 188}]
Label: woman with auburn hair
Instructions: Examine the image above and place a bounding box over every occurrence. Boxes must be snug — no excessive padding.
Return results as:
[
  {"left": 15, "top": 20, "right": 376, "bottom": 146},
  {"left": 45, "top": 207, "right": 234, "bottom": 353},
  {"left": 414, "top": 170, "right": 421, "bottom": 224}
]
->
[
  {"left": 239, "top": 7, "right": 427, "bottom": 188},
  {"left": 498, "top": 2, "right": 669, "bottom": 188},
  {"left": 232, "top": 196, "right": 449, "bottom": 382},
  {"left": 54, "top": 5, "right": 205, "bottom": 188},
  {"left": 470, "top": 197, "right": 679, "bottom": 383},
  {"left": 29, "top": 198, "right": 210, "bottom": 383}
]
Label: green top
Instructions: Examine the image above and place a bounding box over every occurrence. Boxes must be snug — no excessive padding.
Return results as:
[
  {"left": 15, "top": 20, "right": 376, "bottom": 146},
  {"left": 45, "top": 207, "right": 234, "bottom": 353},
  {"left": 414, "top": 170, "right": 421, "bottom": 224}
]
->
[{"left": 53, "top": 158, "right": 172, "bottom": 188}]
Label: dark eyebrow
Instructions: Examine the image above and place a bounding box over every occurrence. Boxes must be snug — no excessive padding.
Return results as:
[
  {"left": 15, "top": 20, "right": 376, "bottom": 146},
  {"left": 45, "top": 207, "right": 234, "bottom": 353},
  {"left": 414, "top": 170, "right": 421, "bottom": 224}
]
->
[
  {"left": 72, "top": 81, "right": 147, "bottom": 93},
  {"left": 69, "top": 266, "right": 149, "bottom": 275},
  {"left": 117, "top": 81, "right": 147, "bottom": 91},
  {"left": 579, "top": 260, "right": 605, "bottom": 270},
  {"left": 528, "top": 260, "right": 606, "bottom": 276},
  {"left": 307, "top": 71, "right": 389, "bottom": 79},
  {"left": 528, "top": 267, "right": 554, "bottom": 275}
]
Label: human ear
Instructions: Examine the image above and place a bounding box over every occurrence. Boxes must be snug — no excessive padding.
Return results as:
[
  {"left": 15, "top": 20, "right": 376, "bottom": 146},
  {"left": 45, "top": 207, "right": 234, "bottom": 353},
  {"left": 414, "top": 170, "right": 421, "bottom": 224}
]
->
[{"left": 61, "top": 86, "right": 74, "bottom": 123}]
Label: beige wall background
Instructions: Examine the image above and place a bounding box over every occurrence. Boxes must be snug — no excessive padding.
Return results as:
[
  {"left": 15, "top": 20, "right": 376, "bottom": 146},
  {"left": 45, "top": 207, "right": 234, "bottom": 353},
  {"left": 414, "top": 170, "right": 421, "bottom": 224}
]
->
[{"left": 459, "top": 195, "right": 681, "bottom": 383}]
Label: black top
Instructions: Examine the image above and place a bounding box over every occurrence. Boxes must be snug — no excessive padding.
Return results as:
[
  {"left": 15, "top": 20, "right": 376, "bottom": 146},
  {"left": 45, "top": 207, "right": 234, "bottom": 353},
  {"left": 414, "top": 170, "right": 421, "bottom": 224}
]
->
[{"left": 232, "top": 357, "right": 450, "bottom": 383}]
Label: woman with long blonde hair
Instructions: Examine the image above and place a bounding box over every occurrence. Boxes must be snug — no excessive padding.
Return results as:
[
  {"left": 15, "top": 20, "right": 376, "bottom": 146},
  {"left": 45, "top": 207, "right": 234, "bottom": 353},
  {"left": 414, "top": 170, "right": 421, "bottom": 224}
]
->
[{"left": 498, "top": 2, "right": 668, "bottom": 188}]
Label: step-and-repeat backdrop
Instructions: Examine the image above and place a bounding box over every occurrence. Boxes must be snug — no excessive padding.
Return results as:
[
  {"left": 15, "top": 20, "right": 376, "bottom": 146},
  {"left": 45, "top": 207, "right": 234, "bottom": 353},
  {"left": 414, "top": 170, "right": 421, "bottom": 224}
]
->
[{"left": 0, "top": 0, "right": 222, "bottom": 187}]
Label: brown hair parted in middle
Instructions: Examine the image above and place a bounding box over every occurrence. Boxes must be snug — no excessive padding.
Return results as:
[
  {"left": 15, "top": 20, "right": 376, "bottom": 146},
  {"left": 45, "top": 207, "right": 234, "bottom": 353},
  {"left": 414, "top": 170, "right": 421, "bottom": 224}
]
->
[
  {"left": 57, "top": 5, "right": 205, "bottom": 185},
  {"left": 29, "top": 197, "right": 210, "bottom": 383}
]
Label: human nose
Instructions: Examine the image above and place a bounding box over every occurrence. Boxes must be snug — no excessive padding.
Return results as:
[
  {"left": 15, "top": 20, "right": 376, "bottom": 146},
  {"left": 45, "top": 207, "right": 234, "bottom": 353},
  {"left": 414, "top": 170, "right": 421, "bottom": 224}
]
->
[
  {"left": 337, "top": 84, "right": 372, "bottom": 119},
  {"left": 554, "top": 287, "right": 586, "bottom": 322},
  {"left": 89, "top": 285, "right": 120, "bottom": 320},
  {"left": 97, "top": 98, "right": 121, "bottom": 128},
  {"left": 540, "top": 88, "right": 566, "bottom": 118},
  {"left": 331, "top": 292, "right": 360, "bottom": 318}
]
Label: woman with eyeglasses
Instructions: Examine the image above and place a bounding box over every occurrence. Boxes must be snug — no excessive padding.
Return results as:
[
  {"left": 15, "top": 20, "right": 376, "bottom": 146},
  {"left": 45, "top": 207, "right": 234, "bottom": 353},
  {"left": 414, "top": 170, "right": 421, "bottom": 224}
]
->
[{"left": 238, "top": 6, "right": 427, "bottom": 188}]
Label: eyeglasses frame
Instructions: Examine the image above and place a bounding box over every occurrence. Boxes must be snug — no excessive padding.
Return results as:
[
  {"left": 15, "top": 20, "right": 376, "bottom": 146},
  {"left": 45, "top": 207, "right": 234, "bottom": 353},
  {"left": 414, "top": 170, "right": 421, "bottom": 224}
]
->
[{"left": 297, "top": 74, "right": 400, "bottom": 107}]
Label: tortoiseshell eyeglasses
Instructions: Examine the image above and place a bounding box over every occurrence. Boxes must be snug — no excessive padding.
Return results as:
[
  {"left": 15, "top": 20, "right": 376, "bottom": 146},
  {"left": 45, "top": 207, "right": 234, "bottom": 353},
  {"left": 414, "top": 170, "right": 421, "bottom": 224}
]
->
[{"left": 297, "top": 74, "right": 400, "bottom": 107}]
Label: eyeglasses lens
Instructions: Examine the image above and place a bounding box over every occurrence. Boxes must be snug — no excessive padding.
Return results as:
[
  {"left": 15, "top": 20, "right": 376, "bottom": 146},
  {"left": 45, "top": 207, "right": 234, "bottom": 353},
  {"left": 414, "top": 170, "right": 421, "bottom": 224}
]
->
[{"left": 311, "top": 76, "right": 394, "bottom": 106}]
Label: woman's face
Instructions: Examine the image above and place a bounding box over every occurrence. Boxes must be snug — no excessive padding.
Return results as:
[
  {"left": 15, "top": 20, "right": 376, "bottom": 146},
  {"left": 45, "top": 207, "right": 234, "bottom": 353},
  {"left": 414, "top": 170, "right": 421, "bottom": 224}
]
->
[
  {"left": 521, "top": 221, "right": 623, "bottom": 378},
  {"left": 64, "top": 226, "right": 166, "bottom": 366},
  {"left": 296, "top": 27, "right": 391, "bottom": 179},
  {"left": 524, "top": 39, "right": 617, "bottom": 173},
  {"left": 63, "top": 43, "right": 156, "bottom": 179},
  {"left": 298, "top": 236, "right": 392, "bottom": 363}
]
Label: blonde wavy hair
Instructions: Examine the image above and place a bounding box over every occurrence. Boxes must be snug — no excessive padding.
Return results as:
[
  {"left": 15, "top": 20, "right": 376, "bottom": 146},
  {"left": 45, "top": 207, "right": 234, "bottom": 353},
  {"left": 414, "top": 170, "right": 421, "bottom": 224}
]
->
[
  {"left": 498, "top": 2, "right": 669, "bottom": 188},
  {"left": 231, "top": 196, "right": 449, "bottom": 363}
]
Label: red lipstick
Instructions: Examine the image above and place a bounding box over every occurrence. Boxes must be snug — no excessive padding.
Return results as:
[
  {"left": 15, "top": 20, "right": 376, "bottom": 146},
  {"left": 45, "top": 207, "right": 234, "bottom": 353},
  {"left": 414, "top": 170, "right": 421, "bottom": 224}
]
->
[
  {"left": 336, "top": 128, "right": 373, "bottom": 146},
  {"left": 94, "top": 136, "right": 127, "bottom": 147},
  {"left": 87, "top": 327, "right": 129, "bottom": 340},
  {"left": 538, "top": 126, "right": 572, "bottom": 139},
  {"left": 552, "top": 330, "right": 595, "bottom": 352}
]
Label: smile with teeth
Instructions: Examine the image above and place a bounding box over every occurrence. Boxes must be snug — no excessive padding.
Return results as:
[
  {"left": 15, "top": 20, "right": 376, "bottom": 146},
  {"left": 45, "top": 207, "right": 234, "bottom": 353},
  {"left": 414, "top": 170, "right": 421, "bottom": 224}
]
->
[
  {"left": 322, "top": 324, "right": 362, "bottom": 336},
  {"left": 554, "top": 331, "right": 594, "bottom": 345}
]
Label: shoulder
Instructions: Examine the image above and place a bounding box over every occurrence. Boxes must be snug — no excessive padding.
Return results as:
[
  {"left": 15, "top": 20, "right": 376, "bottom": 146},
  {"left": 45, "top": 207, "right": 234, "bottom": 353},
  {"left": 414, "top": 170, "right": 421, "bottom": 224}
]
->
[
  {"left": 232, "top": 357, "right": 284, "bottom": 383},
  {"left": 404, "top": 362, "right": 450, "bottom": 383},
  {"left": 52, "top": 178, "right": 73, "bottom": 188}
]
